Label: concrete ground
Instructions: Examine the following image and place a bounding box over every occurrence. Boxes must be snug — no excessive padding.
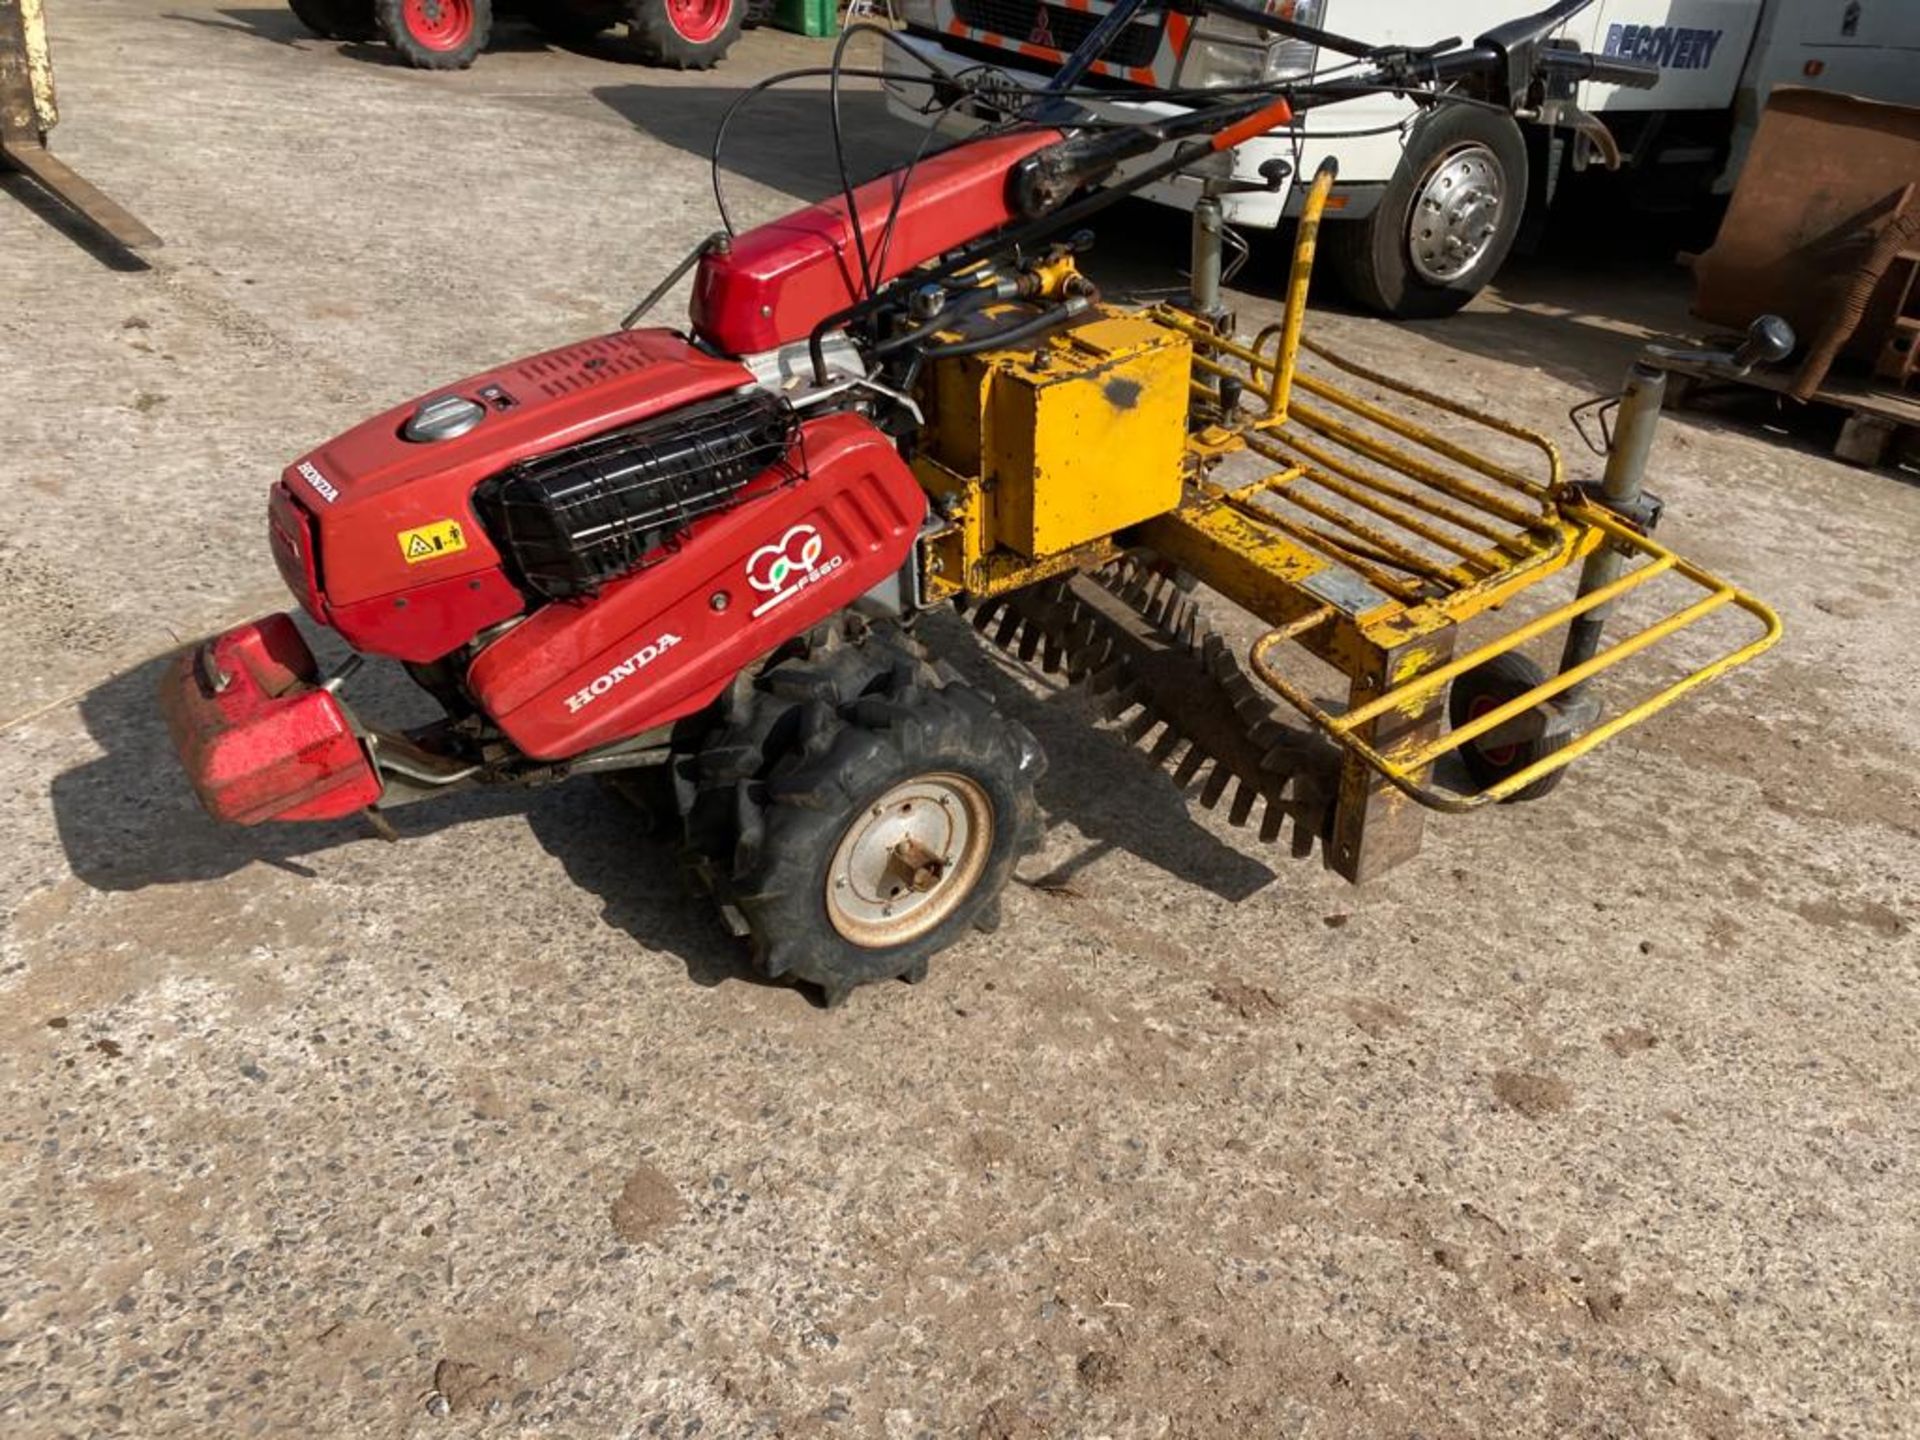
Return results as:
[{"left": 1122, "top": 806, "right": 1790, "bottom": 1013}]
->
[{"left": 4, "top": 4, "right": 1918, "bottom": 1437}]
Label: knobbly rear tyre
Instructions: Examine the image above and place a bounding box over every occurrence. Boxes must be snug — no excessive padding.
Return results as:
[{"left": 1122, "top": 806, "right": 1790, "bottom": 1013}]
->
[
  {"left": 376, "top": 0, "right": 491, "bottom": 68},
  {"left": 624, "top": 0, "right": 743, "bottom": 69},
  {"left": 676, "top": 621, "right": 1043, "bottom": 1007}
]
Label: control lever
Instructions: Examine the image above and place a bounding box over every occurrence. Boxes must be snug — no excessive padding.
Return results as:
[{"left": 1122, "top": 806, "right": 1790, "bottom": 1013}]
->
[{"left": 1643, "top": 314, "right": 1796, "bottom": 376}]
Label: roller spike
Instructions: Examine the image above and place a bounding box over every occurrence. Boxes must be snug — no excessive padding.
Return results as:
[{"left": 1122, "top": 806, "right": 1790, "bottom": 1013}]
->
[
  {"left": 972, "top": 897, "right": 1003, "bottom": 934},
  {"left": 899, "top": 958, "right": 930, "bottom": 985},
  {"left": 1199, "top": 765, "right": 1232, "bottom": 809},
  {"left": 1172, "top": 745, "right": 1209, "bottom": 787},
  {"left": 816, "top": 981, "right": 853, "bottom": 1010},
  {"left": 965, "top": 558, "right": 1340, "bottom": 858},
  {"left": 1148, "top": 726, "right": 1185, "bottom": 764}
]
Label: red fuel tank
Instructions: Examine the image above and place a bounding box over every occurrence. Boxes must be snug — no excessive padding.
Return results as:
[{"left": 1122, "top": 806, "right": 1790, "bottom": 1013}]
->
[
  {"left": 688, "top": 129, "right": 1060, "bottom": 357},
  {"left": 467, "top": 412, "right": 925, "bottom": 760}
]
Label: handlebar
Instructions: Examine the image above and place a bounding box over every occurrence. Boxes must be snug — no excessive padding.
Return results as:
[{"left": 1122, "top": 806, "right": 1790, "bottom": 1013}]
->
[{"left": 1538, "top": 49, "right": 1661, "bottom": 90}]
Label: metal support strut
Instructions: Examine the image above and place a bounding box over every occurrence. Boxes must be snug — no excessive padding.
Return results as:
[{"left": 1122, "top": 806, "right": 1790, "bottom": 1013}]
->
[{"left": 1558, "top": 359, "right": 1664, "bottom": 687}]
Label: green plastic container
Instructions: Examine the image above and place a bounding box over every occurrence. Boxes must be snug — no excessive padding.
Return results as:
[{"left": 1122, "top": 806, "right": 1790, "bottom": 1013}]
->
[{"left": 771, "top": 0, "right": 838, "bottom": 37}]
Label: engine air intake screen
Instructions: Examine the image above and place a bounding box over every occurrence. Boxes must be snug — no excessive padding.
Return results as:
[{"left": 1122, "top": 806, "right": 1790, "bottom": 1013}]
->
[{"left": 477, "top": 389, "right": 798, "bottom": 602}]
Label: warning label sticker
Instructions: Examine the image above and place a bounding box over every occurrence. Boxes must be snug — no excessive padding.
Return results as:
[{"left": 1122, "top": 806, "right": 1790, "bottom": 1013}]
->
[{"left": 398, "top": 519, "right": 468, "bottom": 564}]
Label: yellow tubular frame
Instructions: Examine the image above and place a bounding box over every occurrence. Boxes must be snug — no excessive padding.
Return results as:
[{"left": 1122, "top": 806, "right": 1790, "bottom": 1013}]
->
[
  {"left": 1148, "top": 154, "right": 1784, "bottom": 816},
  {"left": 1246, "top": 510, "right": 1784, "bottom": 812}
]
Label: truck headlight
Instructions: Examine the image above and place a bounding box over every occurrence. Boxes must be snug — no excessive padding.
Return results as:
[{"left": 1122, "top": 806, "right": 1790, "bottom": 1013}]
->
[
  {"left": 1177, "top": 0, "right": 1323, "bottom": 89},
  {"left": 896, "top": 0, "right": 939, "bottom": 28}
]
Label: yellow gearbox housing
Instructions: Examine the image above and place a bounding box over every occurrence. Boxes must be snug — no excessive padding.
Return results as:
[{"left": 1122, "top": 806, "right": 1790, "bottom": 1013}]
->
[{"left": 916, "top": 308, "right": 1191, "bottom": 589}]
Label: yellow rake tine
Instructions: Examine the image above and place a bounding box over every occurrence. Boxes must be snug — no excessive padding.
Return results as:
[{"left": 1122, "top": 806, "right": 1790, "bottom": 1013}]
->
[
  {"left": 1288, "top": 399, "right": 1548, "bottom": 530},
  {"left": 1299, "top": 336, "right": 1563, "bottom": 491},
  {"left": 1247, "top": 429, "right": 1527, "bottom": 552}
]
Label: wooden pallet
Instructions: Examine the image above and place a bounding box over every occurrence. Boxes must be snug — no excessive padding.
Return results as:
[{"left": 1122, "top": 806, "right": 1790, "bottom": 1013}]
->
[{"left": 1651, "top": 352, "right": 1920, "bottom": 468}]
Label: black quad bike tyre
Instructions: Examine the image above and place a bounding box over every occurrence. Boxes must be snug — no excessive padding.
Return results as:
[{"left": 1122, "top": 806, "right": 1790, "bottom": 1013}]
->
[
  {"left": 288, "top": 0, "right": 378, "bottom": 39},
  {"left": 375, "top": 0, "right": 492, "bottom": 68},
  {"left": 625, "top": 0, "right": 743, "bottom": 70},
  {"left": 1325, "top": 107, "right": 1529, "bottom": 320},
  {"left": 1448, "top": 651, "right": 1568, "bottom": 803},
  {"left": 675, "top": 621, "right": 1044, "bottom": 1007}
]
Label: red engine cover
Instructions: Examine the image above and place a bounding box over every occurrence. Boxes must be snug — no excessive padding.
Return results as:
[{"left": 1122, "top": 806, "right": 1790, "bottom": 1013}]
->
[
  {"left": 689, "top": 129, "right": 1060, "bottom": 356},
  {"left": 467, "top": 412, "right": 925, "bottom": 760},
  {"left": 277, "top": 329, "right": 754, "bottom": 664}
]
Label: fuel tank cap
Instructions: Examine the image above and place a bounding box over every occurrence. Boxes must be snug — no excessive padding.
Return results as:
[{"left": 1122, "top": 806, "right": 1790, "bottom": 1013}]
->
[{"left": 403, "top": 393, "right": 486, "bottom": 443}]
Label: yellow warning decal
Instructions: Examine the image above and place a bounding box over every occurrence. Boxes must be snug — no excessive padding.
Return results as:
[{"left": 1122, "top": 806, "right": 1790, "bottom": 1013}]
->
[{"left": 398, "top": 519, "right": 468, "bottom": 565}]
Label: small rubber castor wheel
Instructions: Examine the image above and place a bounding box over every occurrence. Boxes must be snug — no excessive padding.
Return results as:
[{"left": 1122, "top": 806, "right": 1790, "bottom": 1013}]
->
[
  {"left": 375, "top": 0, "right": 490, "bottom": 68},
  {"left": 288, "top": 0, "right": 377, "bottom": 39},
  {"left": 1448, "top": 652, "right": 1570, "bottom": 803},
  {"left": 624, "top": 0, "right": 743, "bottom": 70},
  {"left": 677, "top": 620, "right": 1044, "bottom": 1006}
]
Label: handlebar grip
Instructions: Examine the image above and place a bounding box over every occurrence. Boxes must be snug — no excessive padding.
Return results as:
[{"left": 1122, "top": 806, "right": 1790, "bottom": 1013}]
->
[{"left": 1541, "top": 49, "right": 1661, "bottom": 89}]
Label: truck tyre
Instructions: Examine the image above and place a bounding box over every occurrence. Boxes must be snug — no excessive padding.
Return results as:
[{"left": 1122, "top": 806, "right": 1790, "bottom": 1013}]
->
[
  {"left": 288, "top": 0, "right": 377, "bottom": 39},
  {"left": 676, "top": 620, "right": 1044, "bottom": 1006},
  {"left": 1326, "top": 107, "right": 1528, "bottom": 319},
  {"left": 375, "top": 0, "right": 491, "bottom": 68},
  {"left": 625, "top": 0, "right": 743, "bottom": 69}
]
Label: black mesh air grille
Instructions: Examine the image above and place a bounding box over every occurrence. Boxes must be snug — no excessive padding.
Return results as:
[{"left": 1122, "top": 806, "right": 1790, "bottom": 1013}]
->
[{"left": 476, "top": 390, "right": 798, "bottom": 602}]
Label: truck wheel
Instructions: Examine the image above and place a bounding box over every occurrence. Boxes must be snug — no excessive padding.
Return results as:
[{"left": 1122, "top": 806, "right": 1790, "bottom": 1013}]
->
[
  {"left": 375, "top": 0, "right": 490, "bottom": 68},
  {"left": 1448, "top": 652, "right": 1568, "bottom": 803},
  {"left": 288, "top": 0, "right": 377, "bottom": 39},
  {"left": 1326, "top": 107, "right": 1528, "bottom": 319},
  {"left": 678, "top": 621, "right": 1044, "bottom": 1006},
  {"left": 625, "top": 0, "right": 743, "bottom": 69}
]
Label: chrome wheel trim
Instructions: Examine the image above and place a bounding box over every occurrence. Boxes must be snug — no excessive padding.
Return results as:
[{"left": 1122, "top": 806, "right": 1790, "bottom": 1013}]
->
[{"left": 1407, "top": 143, "right": 1505, "bottom": 285}]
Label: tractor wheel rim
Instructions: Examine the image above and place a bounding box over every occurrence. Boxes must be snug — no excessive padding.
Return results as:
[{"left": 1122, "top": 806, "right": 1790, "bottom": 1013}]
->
[
  {"left": 404, "top": 0, "right": 474, "bottom": 49},
  {"left": 825, "top": 773, "right": 994, "bottom": 948},
  {"left": 666, "top": 0, "right": 729, "bottom": 43},
  {"left": 1408, "top": 143, "right": 1504, "bottom": 284},
  {"left": 1466, "top": 692, "right": 1522, "bottom": 769}
]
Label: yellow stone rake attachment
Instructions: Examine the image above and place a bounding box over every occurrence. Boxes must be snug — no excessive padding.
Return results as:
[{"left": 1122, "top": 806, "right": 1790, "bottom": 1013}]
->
[{"left": 1134, "top": 160, "right": 1783, "bottom": 874}]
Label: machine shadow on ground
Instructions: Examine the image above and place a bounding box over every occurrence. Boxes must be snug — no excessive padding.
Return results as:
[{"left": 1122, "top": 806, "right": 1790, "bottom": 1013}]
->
[{"left": 45, "top": 610, "right": 1277, "bottom": 1002}]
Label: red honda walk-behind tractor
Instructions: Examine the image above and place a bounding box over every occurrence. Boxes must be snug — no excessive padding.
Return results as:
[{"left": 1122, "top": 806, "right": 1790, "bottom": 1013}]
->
[{"left": 165, "top": 0, "right": 1785, "bottom": 1005}]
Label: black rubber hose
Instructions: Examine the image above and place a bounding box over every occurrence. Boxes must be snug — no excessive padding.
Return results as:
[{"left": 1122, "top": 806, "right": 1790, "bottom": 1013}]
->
[{"left": 915, "top": 299, "right": 1090, "bottom": 360}]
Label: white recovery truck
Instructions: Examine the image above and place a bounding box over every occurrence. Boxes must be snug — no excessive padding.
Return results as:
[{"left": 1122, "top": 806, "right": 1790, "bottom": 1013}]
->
[{"left": 882, "top": 0, "right": 1920, "bottom": 315}]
